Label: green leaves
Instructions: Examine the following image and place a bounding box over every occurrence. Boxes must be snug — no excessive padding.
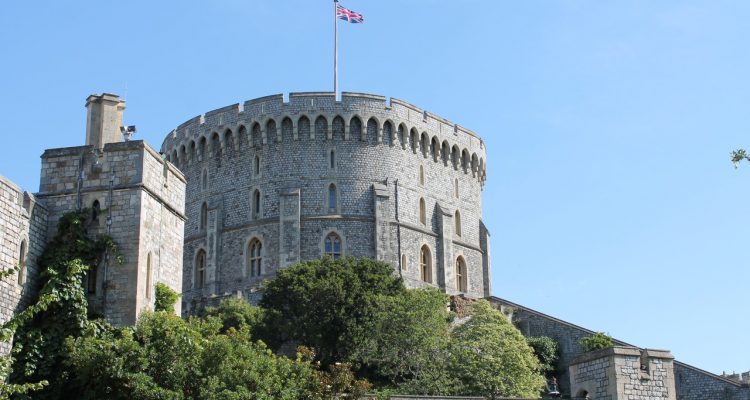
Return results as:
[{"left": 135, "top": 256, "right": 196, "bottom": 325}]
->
[
  {"left": 259, "top": 257, "right": 404, "bottom": 366},
  {"left": 154, "top": 283, "right": 180, "bottom": 313},
  {"left": 448, "top": 301, "right": 546, "bottom": 399},
  {"left": 731, "top": 148, "right": 749, "bottom": 168},
  {"left": 579, "top": 332, "right": 613, "bottom": 352},
  {"left": 526, "top": 336, "right": 559, "bottom": 374}
]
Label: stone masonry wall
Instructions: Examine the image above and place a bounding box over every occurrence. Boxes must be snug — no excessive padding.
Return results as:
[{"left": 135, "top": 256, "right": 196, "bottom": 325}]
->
[
  {"left": 37, "top": 140, "right": 185, "bottom": 326},
  {"left": 161, "top": 92, "right": 490, "bottom": 313},
  {"left": 569, "top": 347, "right": 676, "bottom": 400},
  {"left": 0, "top": 176, "right": 47, "bottom": 355},
  {"left": 489, "top": 297, "right": 750, "bottom": 400},
  {"left": 674, "top": 362, "right": 750, "bottom": 400}
]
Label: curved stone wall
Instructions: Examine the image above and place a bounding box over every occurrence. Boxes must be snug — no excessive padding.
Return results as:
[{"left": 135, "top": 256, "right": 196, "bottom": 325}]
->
[{"left": 161, "top": 92, "right": 490, "bottom": 312}]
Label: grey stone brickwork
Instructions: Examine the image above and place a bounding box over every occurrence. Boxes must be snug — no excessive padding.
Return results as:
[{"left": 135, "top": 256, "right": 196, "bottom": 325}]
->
[
  {"left": 159, "top": 92, "right": 491, "bottom": 313},
  {"left": 568, "top": 346, "right": 676, "bottom": 400},
  {"left": 489, "top": 297, "right": 750, "bottom": 400},
  {"left": 37, "top": 139, "right": 186, "bottom": 326},
  {"left": 673, "top": 362, "right": 750, "bottom": 400},
  {"left": 0, "top": 176, "right": 47, "bottom": 356}
]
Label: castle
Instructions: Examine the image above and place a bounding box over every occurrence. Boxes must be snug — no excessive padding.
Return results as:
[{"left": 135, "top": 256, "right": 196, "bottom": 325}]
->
[{"left": 1, "top": 92, "right": 748, "bottom": 399}]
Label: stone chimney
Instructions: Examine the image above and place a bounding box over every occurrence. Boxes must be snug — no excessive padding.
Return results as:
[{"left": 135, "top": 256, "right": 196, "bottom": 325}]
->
[{"left": 85, "top": 93, "right": 126, "bottom": 149}]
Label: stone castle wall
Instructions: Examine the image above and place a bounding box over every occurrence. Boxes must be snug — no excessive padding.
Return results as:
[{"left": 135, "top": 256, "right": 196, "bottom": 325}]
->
[
  {"left": 159, "top": 92, "right": 491, "bottom": 313},
  {"left": 489, "top": 297, "right": 750, "bottom": 400},
  {"left": 0, "top": 176, "right": 47, "bottom": 355},
  {"left": 674, "top": 363, "right": 750, "bottom": 400},
  {"left": 37, "top": 140, "right": 185, "bottom": 325},
  {"left": 569, "top": 346, "right": 676, "bottom": 400}
]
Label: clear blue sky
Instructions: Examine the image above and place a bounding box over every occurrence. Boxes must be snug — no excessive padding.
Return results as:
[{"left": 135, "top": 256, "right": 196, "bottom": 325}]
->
[{"left": 1, "top": 1, "right": 748, "bottom": 375}]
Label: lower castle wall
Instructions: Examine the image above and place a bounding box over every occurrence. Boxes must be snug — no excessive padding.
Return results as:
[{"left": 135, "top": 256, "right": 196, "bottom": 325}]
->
[
  {"left": 0, "top": 176, "right": 48, "bottom": 355},
  {"left": 674, "top": 362, "right": 750, "bottom": 400},
  {"left": 488, "top": 297, "right": 750, "bottom": 400}
]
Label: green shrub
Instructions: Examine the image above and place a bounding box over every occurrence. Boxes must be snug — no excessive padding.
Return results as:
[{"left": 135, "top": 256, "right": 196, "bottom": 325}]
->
[
  {"left": 526, "top": 336, "right": 559, "bottom": 374},
  {"left": 579, "top": 332, "right": 613, "bottom": 352},
  {"left": 154, "top": 282, "right": 180, "bottom": 313}
]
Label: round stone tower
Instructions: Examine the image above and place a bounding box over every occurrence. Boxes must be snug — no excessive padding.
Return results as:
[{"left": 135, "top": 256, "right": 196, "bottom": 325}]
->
[{"left": 160, "top": 92, "right": 490, "bottom": 313}]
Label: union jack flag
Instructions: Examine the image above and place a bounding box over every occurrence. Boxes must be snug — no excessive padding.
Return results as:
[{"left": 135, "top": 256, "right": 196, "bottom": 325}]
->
[{"left": 336, "top": 4, "right": 364, "bottom": 24}]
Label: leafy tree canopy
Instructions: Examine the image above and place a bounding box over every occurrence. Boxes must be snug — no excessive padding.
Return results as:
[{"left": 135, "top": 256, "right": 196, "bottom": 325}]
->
[
  {"left": 448, "top": 301, "right": 546, "bottom": 399},
  {"left": 259, "top": 257, "right": 405, "bottom": 366},
  {"left": 350, "top": 288, "right": 453, "bottom": 390}
]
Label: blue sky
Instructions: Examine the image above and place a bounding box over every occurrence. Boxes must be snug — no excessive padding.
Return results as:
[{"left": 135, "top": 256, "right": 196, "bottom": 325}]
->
[{"left": 1, "top": 1, "right": 748, "bottom": 375}]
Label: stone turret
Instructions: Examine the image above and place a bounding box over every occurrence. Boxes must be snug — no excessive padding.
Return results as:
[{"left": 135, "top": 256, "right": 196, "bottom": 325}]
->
[{"left": 85, "top": 93, "right": 126, "bottom": 149}]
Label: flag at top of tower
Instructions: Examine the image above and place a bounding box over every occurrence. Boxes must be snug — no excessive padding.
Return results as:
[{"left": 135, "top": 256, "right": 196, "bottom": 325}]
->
[{"left": 336, "top": 4, "right": 364, "bottom": 23}]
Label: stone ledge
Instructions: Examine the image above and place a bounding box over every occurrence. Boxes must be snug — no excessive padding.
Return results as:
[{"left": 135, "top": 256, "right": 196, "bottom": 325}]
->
[{"left": 571, "top": 346, "right": 674, "bottom": 366}]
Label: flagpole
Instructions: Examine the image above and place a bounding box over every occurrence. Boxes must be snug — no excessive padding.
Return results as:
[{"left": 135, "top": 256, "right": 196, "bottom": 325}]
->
[{"left": 334, "top": 0, "right": 339, "bottom": 100}]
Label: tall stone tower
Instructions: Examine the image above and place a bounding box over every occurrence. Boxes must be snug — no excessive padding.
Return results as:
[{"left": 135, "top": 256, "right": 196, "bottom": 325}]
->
[{"left": 35, "top": 93, "right": 186, "bottom": 325}]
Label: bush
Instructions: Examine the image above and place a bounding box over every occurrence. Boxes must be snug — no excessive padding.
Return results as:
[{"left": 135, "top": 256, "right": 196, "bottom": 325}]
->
[
  {"left": 202, "top": 297, "right": 264, "bottom": 336},
  {"left": 154, "top": 283, "right": 180, "bottom": 313},
  {"left": 526, "top": 336, "right": 559, "bottom": 374},
  {"left": 579, "top": 332, "right": 613, "bottom": 352}
]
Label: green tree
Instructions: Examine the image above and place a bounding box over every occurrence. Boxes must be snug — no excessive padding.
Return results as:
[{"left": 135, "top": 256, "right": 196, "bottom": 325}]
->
[
  {"left": 259, "top": 257, "right": 404, "bottom": 366},
  {"left": 579, "top": 332, "right": 613, "bottom": 352},
  {"left": 526, "top": 336, "right": 559, "bottom": 375},
  {"left": 154, "top": 283, "right": 180, "bottom": 313},
  {"left": 350, "top": 289, "right": 453, "bottom": 391},
  {"left": 448, "top": 301, "right": 545, "bottom": 399}
]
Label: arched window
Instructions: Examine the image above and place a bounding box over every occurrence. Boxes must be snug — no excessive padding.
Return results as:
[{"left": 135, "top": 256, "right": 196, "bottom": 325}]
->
[
  {"left": 252, "top": 189, "right": 261, "bottom": 220},
  {"left": 330, "top": 150, "right": 336, "bottom": 169},
  {"left": 201, "top": 168, "right": 208, "bottom": 191},
  {"left": 328, "top": 183, "right": 337, "bottom": 213},
  {"left": 456, "top": 256, "right": 467, "bottom": 292},
  {"left": 420, "top": 245, "right": 432, "bottom": 283},
  {"left": 419, "top": 165, "right": 424, "bottom": 186},
  {"left": 454, "top": 178, "right": 459, "bottom": 198},
  {"left": 401, "top": 254, "right": 407, "bottom": 271},
  {"left": 419, "top": 198, "right": 426, "bottom": 225},
  {"left": 253, "top": 155, "right": 260, "bottom": 176},
  {"left": 92, "top": 200, "right": 100, "bottom": 222},
  {"left": 200, "top": 202, "right": 208, "bottom": 230},
  {"left": 324, "top": 232, "right": 342, "bottom": 259},
  {"left": 17, "top": 240, "right": 26, "bottom": 285},
  {"left": 146, "top": 252, "right": 153, "bottom": 300},
  {"left": 455, "top": 210, "right": 462, "bottom": 237},
  {"left": 247, "top": 239, "right": 262, "bottom": 277},
  {"left": 195, "top": 250, "right": 206, "bottom": 289}
]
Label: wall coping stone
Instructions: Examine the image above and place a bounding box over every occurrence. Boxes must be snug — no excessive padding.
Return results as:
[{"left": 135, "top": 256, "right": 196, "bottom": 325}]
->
[{"left": 570, "top": 346, "right": 674, "bottom": 366}]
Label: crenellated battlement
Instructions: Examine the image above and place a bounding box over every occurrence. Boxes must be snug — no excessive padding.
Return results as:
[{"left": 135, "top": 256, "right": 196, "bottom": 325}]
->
[{"left": 161, "top": 92, "right": 487, "bottom": 184}]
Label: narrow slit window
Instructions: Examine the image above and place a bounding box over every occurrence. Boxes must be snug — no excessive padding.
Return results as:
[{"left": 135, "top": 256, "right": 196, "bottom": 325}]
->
[
  {"left": 18, "top": 240, "right": 27, "bottom": 286},
  {"left": 419, "top": 198, "right": 426, "bottom": 225},
  {"left": 328, "top": 184, "right": 337, "bottom": 212},
  {"left": 330, "top": 150, "right": 336, "bottom": 169},
  {"left": 200, "top": 202, "right": 208, "bottom": 230},
  {"left": 252, "top": 190, "right": 261, "bottom": 220}
]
